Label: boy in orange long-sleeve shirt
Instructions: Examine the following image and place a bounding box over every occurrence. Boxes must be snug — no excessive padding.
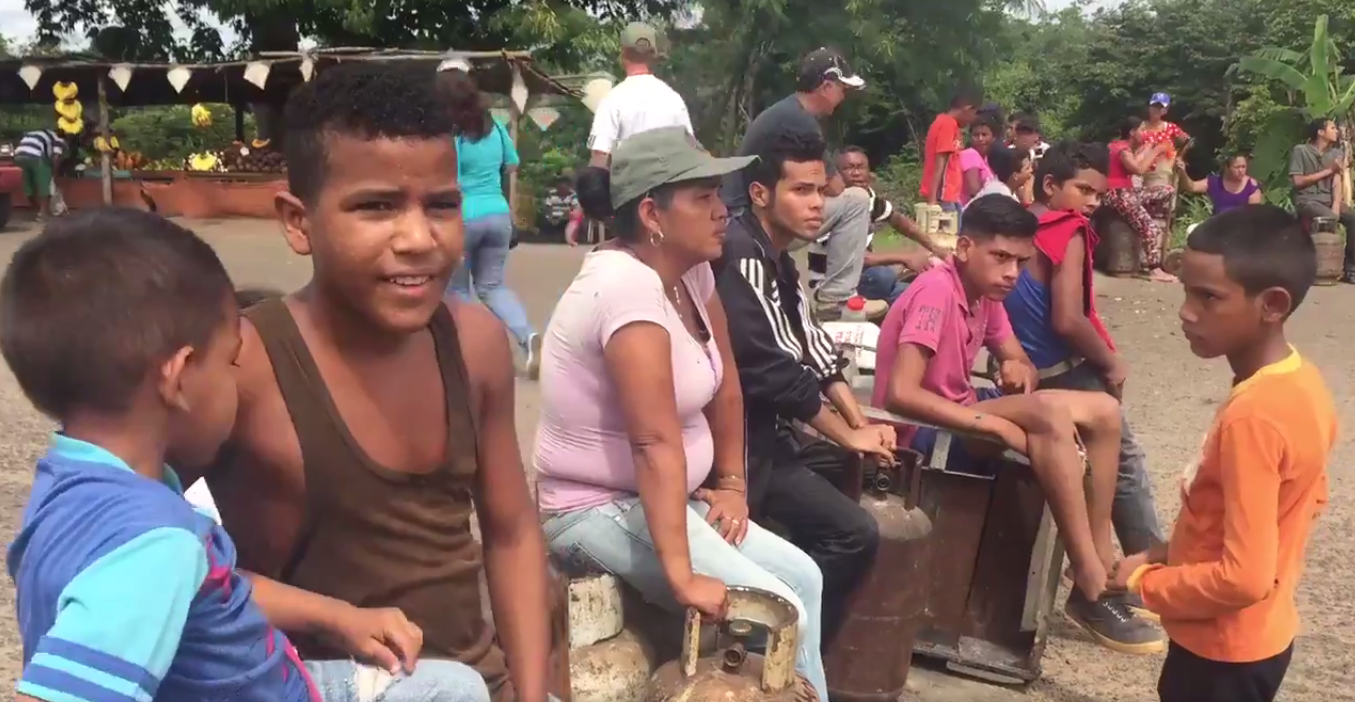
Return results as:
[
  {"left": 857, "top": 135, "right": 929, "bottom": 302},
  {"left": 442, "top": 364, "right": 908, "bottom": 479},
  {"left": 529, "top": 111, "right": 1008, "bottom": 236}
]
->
[{"left": 1110, "top": 204, "right": 1336, "bottom": 702}]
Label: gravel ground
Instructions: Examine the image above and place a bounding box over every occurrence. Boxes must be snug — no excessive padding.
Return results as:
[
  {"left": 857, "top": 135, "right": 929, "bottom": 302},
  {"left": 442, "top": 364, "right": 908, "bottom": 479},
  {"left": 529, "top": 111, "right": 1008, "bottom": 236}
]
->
[{"left": 0, "top": 217, "right": 1349, "bottom": 702}]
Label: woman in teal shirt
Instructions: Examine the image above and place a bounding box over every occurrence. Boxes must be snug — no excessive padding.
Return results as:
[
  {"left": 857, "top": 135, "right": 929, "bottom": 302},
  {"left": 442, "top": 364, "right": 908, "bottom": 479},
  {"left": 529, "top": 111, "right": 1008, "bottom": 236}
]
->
[{"left": 444, "top": 70, "right": 541, "bottom": 376}]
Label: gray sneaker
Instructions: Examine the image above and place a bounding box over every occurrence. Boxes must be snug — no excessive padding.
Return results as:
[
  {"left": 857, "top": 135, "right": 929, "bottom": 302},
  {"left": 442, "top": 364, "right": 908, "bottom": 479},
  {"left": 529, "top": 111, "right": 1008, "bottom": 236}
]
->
[
  {"left": 1114, "top": 589, "right": 1160, "bottom": 624},
  {"left": 1065, "top": 590, "right": 1165, "bottom": 655},
  {"left": 524, "top": 332, "right": 544, "bottom": 380}
]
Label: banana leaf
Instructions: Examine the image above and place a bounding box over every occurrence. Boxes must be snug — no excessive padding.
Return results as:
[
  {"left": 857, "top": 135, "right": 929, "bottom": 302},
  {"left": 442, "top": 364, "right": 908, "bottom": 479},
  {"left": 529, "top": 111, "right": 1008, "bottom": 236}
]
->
[
  {"left": 1236, "top": 56, "right": 1306, "bottom": 92},
  {"left": 1249, "top": 108, "right": 1307, "bottom": 206}
]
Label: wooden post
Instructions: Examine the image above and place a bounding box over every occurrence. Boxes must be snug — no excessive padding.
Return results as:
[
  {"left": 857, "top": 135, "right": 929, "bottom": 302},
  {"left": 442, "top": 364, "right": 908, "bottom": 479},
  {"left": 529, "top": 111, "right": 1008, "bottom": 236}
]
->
[
  {"left": 507, "top": 101, "right": 520, "bottom": 227},
  {"left": 97, "top": 77, "right": 112, "bottom": 206}
]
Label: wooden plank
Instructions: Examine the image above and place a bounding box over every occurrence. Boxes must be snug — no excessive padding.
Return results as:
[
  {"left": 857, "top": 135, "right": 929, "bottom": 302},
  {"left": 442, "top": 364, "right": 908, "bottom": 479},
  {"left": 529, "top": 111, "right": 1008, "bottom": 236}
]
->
[{"left": 1021, "top": 506, "right": 1059, "bottom": 633}]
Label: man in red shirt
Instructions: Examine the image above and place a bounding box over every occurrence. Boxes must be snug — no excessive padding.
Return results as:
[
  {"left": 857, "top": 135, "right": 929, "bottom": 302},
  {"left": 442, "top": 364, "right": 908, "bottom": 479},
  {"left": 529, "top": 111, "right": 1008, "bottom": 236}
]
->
[{"left": 921, "top": 89, "right": 981, "bottom": 216}]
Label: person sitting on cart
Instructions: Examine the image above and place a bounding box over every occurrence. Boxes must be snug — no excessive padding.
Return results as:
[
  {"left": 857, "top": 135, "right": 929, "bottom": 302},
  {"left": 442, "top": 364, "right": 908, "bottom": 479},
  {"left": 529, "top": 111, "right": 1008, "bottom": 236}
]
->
[
  {"left": 803, "top": 146, "right": 940, "bottom": 308},
  {"left": 13, "top": 128, "right": 66, "bottom": 222},
  {"left": 1288, "top": 117, "right": 1354, "bottom": 283},
  {"left": 712, "top": 127, "right": 897, "bottom": 651},
  {"left": 871, "top": 193, "right": 1156, "bottom": 655}
]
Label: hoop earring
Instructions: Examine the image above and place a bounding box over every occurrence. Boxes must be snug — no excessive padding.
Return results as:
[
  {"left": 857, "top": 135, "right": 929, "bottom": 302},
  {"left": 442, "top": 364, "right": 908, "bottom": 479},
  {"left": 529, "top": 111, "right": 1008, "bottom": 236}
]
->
[{"left": 649, "top": 230, "right": 665, "bottom": 247}]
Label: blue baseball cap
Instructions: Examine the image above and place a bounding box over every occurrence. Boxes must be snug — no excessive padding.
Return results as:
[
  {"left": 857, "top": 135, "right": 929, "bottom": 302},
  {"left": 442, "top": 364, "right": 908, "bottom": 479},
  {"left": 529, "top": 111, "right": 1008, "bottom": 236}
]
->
[{"left": 1149, "top": 92, "right": 1171, "bottom": 107}]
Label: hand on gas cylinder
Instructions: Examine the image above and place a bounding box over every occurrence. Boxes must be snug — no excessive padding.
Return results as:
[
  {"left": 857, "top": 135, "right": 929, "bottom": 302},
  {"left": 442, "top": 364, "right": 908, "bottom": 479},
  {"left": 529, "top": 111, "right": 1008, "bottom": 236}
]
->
[
  {"left": 673, "top": 573, "right": 729, "bottom": 620},
  {"left": 327, "top": 603, "right": 423, "bottom": 674},
  {"left": 842, "top": 425, "right": 897, "bottom": 465},
  {"left": 694, "top": 487, "right": 750, "bottom": 545}
]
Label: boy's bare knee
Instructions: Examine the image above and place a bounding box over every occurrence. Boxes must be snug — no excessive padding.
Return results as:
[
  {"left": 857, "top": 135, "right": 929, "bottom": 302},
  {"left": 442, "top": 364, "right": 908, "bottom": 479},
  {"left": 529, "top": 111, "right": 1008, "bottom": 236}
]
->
[
  {"left": 1081, "top": 392, "right": 1121, "bottom": 433},
  {"left": 1030, "top": 394, "right": 1077, "bottom": 439}
]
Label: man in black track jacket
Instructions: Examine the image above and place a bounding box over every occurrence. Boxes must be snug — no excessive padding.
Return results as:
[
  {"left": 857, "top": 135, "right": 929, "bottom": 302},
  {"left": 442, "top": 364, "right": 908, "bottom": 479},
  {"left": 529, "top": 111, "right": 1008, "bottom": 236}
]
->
[{"left": 712, "top": 126, "right": 898, "bottom": 647}]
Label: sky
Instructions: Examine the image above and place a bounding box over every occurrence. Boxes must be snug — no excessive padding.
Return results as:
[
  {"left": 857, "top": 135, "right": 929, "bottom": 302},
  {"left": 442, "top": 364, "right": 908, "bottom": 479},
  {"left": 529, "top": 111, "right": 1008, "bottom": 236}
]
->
[{"left": 1, "top": 0, "right": 1125, "bottom": 48}]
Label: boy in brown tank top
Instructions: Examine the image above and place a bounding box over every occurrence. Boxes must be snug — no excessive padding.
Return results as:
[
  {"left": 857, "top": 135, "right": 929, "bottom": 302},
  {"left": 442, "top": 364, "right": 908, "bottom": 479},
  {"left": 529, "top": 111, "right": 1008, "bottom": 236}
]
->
[{"left": 175, "top": 63, "right": 553, "bottom": 702}]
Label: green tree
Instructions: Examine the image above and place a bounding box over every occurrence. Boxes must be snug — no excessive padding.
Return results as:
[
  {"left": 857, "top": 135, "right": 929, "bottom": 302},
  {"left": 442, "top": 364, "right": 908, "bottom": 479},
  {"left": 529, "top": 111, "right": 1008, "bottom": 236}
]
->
[{"left": 1232, "top": 14, "right": 1355, "bottom": 202}]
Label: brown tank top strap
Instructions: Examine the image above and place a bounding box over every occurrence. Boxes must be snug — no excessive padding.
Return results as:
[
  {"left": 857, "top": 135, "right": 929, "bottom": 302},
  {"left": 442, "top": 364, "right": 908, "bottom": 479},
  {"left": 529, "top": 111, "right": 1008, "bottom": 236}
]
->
[
  {"left": 243, "top": 297, "right": 348, "bottom": 581},
  {"left": 428, "top": 302, "right": 480, "bottom": 467}
]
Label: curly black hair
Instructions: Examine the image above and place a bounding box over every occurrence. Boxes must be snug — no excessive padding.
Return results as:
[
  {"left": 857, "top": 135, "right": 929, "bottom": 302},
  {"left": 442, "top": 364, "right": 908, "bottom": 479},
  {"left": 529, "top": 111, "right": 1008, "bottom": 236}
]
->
[
  {"left": 747, "top": 128, "right": 827, "bottom": 193},
  {"left": 0, "top": 208, "right": 233, "bottom": 419},
  {"left": 283, "top": 61, "right": 465, "bottom": 202},
  {"left": 1034, "top": 141, "right": 1109, "bottom": 203}
]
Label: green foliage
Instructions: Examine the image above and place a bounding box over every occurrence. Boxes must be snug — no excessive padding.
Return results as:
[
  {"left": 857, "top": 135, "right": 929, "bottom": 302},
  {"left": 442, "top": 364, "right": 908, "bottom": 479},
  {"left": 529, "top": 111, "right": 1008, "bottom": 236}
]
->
[
  {"left": 110, "top": 105, "right": 253, "bottom": 161},
  {"left": 1232, "top": 14, "right": 1355, "bottom": 202}
]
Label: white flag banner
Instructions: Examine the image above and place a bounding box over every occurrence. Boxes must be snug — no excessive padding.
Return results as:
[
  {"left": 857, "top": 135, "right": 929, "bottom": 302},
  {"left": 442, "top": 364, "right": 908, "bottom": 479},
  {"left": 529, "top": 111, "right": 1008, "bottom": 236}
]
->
[
  {"left": 509, "top": 63, "right": 528, "bottom": 113},
  {"left": 108, "top": 64, "right": 133, "bottom": 91},
  {"left": 243, "top": 61, "right": 271, "bottom": 89},
  {"left": 166, "top": 66, "right": 193, "bottom": 93},
  {"left": 18, "top": 65, "right": 42, "bottom": 90},
  {"left": 582, "top": 77, "right": 614, "bottom": 114},
  {"left": 528, "top": 106, "right": 559, "bottom": 131}
]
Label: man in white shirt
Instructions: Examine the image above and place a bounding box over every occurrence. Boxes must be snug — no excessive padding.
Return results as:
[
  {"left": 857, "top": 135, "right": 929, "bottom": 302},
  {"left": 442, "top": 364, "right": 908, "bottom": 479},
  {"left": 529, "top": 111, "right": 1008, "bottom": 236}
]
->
[{"left": 587, "top": 22, "right": 694, "bottom": 167}]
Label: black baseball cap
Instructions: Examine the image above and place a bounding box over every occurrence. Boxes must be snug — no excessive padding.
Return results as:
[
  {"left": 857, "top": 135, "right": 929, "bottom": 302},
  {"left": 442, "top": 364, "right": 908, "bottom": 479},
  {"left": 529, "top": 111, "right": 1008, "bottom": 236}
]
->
[{"left": 797, "top": 48, "right": 865, "bottom": 90}]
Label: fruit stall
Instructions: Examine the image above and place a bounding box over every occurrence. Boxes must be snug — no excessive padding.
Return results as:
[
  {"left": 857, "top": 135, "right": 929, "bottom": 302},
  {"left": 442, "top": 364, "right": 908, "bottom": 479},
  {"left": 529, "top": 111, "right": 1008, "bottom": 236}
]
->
[{"left": 0, "top": 48, "right": 578, "bottom": 222}]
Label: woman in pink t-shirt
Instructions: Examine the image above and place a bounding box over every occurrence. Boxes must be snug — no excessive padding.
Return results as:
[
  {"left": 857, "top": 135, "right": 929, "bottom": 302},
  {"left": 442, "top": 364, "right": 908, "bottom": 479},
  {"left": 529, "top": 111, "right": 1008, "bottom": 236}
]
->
[
  {"left": 959, "top": 118, "right": 998, "bottom": 204},
  {"left": 533, "top": 128, "right": 828, "bottom": 700}
]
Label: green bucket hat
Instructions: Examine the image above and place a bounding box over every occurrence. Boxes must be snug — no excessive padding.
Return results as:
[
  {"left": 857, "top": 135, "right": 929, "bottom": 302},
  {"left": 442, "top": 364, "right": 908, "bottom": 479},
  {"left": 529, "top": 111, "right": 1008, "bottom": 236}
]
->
[{"left": 609, "top": 127, "right": 756, "bottom": 209}]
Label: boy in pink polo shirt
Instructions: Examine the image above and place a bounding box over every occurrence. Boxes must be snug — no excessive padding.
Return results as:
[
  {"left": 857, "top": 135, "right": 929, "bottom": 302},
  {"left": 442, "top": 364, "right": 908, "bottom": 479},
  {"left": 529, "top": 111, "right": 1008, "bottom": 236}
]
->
[{"left": 873, "top": 193, "right": 1157, "bottom": 652}]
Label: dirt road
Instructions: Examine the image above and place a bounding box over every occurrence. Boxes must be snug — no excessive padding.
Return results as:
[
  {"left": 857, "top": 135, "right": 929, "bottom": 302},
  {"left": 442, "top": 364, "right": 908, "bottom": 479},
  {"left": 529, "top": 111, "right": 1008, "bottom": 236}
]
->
[{"left": 0, "top": 217, "right": 1349, "bottom": 702}]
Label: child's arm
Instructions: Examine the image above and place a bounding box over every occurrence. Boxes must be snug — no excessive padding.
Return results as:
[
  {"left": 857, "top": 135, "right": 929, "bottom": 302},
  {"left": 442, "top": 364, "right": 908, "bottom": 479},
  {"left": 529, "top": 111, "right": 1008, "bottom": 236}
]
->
[
  {"left": 1047, "top": 237, "right": 1124, "bottom": 389},
  {"left": 244, "top": 572, "right": 422, "bottom": 674},
  {"left": 17, "top": 528, "right": 206, "bottom": 702},
  {"left": 461, "top": 303, "right": 553, "bottom": 702},
  {"left": 1129, "top": 418, "right": 1284, "bottom": 620}
]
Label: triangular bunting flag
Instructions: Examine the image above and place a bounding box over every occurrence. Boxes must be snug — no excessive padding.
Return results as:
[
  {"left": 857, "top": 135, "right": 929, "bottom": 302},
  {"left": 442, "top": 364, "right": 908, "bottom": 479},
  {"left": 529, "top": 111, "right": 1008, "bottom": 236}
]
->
[
  {"left": 509, "top": 63, "right": 528, "bottom": 113},
  {"left": 18, "top": 65, "right": 42, "bottom": 90},
  {"left": 528, "top": 106, "right": 559, "bottom": 131},
  {"left": 166, "top": 66, "right": 192, "bottom": 93},
  {"left": 108, "top": 64, "right": 133, "bottom": 91},
  {"left": 243, "top": 61, "right": 271, "bottom": 89}
]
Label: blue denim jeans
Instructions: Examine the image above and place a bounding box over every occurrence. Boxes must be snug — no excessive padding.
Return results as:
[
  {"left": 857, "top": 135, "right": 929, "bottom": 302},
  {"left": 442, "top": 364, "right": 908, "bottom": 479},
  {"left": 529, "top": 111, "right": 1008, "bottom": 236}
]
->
[
  {"left": 857, "top": 265, "right": 909, "bottom": 306},
  {"left": 304, "top": 659, "right": 490, "bottom": 702},
  {"left": 542, "top": 497, "right": 828, "bottom": 701},
  {"left": 448, "top": 213, "right": 535, "bottom": 348}
]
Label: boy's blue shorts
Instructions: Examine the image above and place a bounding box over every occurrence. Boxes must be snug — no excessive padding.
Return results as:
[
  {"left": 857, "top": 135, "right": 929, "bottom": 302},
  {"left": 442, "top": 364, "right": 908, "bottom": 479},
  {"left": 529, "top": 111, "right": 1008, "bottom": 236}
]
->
[{"left": 910, "top": 386, "right": 1004, "bottom": 472}]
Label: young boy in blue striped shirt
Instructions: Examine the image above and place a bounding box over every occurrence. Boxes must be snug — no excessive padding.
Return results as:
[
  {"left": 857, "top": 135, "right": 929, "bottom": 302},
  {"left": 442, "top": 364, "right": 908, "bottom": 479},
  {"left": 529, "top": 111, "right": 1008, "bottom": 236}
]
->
[{"left": 4, "top": 208, "right": 317, "bottom": 702}]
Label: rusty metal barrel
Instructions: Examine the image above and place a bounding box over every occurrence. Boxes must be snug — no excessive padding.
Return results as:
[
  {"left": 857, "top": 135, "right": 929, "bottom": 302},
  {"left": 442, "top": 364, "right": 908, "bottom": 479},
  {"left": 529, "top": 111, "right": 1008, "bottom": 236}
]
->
[
  {"left": 1091, "top": 207, "right": 1140, "bottom": 276},
  {"left": 1310, "top": 216, "right": 1343, "bottom": 285},
  {"left": 824, "top": 456, "right": 934, "bottom": 702}
]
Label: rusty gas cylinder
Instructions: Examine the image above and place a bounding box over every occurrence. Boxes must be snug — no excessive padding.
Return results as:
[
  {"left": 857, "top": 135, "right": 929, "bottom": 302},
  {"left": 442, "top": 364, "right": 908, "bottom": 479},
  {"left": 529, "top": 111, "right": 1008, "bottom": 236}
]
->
[
  {"left": 645, "top": 587, "right": 811, "bottom": 702},
  {"left": 824, "top": 457, "right": 934, "bottom": 702},
  {"left": 1310, "top": 216, "right": 1343, "bottom": 285}
]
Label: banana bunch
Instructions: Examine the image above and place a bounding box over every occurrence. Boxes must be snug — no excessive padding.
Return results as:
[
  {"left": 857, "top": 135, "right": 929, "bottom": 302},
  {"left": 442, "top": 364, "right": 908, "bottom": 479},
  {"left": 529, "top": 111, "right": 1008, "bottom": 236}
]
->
[
  {"left": 113, "top": 150, "right": 146, "bottom": 170},
  {"left": 191, "top": 104, "right": 213, "bottom": 128},
  {"left": 93, "top": 135, "right": 121, "bottom": 153},
  {"left": 53, "top": 81, "right": 83, "bottom": 135},
  {"left": 187, "top": 151, "right": 223, "bottom": 172}
]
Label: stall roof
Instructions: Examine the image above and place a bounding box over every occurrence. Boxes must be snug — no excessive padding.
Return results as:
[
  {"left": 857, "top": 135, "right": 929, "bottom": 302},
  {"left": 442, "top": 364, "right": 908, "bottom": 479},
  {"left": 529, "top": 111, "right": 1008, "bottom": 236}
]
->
[{"left": 0, "top": 48, "right": 579, "bottom": 107}]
